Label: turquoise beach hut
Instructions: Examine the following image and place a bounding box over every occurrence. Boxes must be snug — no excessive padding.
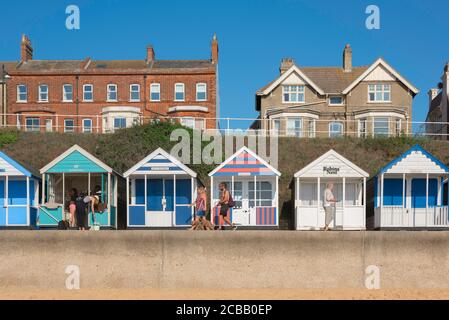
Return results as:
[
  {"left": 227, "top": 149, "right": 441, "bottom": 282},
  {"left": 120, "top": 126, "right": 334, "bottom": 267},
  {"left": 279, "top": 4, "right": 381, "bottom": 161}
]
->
[
  {"left": 39, "top": 145, "right": 120, "bottom": 229},
  {"left": 0, "top": 151, "right": 40, "bottom": 228}
]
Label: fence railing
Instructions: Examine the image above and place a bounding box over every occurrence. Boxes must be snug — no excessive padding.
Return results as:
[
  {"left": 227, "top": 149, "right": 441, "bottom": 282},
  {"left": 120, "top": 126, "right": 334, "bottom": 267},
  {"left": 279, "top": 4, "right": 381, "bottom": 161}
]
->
[{"left": 0, "top": 113, "right": 448, "bottom": 138}]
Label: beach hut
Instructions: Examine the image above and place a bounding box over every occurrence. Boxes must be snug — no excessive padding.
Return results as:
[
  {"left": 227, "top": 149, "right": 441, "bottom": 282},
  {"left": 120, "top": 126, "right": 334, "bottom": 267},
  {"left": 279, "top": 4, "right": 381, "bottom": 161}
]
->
[
  {"left": 39, "top": 145, "right": 120, "bottom": 229},
  {"left": 209, "top": 147, "right": 281, "bottom": 228},
  {"left": 0, "top": 151, "right": 40, "bottom": 228},
  {"left": 373, "top": 145, "right": 449, "bottom": 229},
  {"left": 294, "top": 150, "right": 369, "bottom": 230},
  {"left": 124, "top": 148, "right": 197, "bottom": 228}
]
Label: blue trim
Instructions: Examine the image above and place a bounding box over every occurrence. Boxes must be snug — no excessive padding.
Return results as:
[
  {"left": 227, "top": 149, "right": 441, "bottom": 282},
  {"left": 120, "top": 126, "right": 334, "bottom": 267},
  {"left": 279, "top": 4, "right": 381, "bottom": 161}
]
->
[
  {"left": 0, "top": 151, "right": 34, "bottom": 178},
  {"left": 147, "top": 159, "right": 172, "bottom": 164},
  {"left": 378, "top": 145, "right": 449, "bottom": 175},
  {"left": 137, "top": 166, "right": 184, "bottom": 172}
]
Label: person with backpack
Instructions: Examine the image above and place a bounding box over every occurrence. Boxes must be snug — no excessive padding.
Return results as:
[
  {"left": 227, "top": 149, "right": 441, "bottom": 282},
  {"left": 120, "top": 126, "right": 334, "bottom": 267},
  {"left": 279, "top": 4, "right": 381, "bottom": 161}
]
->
[{"left": 218, "top": 182, "right": 237, "bottom": 230}]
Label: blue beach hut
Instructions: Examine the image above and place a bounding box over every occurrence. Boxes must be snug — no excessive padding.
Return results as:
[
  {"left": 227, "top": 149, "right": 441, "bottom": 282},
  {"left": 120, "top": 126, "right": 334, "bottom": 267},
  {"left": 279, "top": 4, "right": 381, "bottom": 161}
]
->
[
  {"left": 39, "top": 145, "right": 120, "bottom": 229},
  {"left": 0, "top": 151, "right": 40, "bottom": 228},
  {"left": 373, "top": 145, "right": 449, "bottom": 229},
  {"left": 124, "top": 148, "right": 197, "bottom": 228}
]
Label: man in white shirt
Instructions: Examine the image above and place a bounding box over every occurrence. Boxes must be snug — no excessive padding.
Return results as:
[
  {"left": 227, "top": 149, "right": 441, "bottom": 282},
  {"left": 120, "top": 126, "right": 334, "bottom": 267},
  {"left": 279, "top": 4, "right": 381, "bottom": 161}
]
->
[{"left": 323, "top": 183, "right": 337, "bottom": 231}]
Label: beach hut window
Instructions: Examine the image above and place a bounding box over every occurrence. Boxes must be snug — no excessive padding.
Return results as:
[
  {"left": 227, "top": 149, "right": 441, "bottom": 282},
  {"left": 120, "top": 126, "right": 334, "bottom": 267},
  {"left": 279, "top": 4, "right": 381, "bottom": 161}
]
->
[
  {"left": 300, "top": 182, "right": 317, "bottom": 206},
  {"left": 8, "top": 180, "right": 27, "bottom": 205},
  {"left": 249, "top": 181, "right": 273, "bottom": 207}
]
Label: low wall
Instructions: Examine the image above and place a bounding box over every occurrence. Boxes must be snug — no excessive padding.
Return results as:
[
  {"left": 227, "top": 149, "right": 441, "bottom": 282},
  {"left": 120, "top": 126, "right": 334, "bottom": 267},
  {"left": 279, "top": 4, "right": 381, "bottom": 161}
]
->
[{"left": 1, "top": 231, "right": 449, "bottom": 290}]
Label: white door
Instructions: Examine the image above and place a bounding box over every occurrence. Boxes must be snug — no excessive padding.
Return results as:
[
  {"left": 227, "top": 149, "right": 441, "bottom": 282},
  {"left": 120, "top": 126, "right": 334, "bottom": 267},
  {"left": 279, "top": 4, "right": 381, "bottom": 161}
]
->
[{"left": 231, "top": 181, "right": 251, "bottom": 225}]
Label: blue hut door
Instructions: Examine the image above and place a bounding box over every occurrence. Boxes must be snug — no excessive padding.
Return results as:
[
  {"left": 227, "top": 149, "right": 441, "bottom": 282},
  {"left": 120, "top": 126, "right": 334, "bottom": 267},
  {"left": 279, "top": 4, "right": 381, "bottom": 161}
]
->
[
  {"left": 175, "top": 179, "right": 192, "bottom": 226},
  {"left": 411, "top": 179, "right": 438, "bottom": 209},
  {"left": 147, "top": 179, "right": 174, "bottom": 212}
]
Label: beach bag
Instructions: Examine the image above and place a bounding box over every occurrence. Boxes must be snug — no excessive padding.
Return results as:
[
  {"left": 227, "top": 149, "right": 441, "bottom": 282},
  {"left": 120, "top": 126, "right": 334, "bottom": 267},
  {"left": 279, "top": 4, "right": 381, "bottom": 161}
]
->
[
  {"left": 57, "top": 220, "right": 69, "bottom": 230},
  {"left": 228, "top": 194, "right": 235, "bottom": 208}
]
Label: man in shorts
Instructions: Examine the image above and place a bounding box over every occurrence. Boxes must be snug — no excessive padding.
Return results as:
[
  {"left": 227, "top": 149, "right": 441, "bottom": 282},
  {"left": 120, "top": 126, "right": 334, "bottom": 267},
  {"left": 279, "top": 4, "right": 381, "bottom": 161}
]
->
[
  {"left": 323, "top": 182, "right": 337, "bottom": 231},
  {"left": 218, "top": 182, "right": 237, "bottom": 230}
]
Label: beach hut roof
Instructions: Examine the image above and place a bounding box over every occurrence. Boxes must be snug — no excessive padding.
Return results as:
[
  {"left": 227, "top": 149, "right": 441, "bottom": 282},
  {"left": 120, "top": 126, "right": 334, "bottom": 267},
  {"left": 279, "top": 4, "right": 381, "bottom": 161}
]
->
[
  {"left": 294, "top": 149, "right": 369, "bottom": 178},
  {"left": 378, "top": 145, "right": 449, "bottom": 175},
  {"left": 123, "top": 147, "right": 197, "bottom": 178},
  {"left": 40, "top": 144, "right": 114, "bottom": 174},
  {"left": 0, "top": 151, "right": 37, "bottom": 178},
  {"left": 209, "top": 146, "right": 281, "bottom": 177}
]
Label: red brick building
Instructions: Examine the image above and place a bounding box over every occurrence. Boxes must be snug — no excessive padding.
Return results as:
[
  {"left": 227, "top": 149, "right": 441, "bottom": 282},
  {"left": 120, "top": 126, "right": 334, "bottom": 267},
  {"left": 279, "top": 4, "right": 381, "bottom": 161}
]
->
[{"left": 3, "top": 35, "right": 219, "bottom": 133}]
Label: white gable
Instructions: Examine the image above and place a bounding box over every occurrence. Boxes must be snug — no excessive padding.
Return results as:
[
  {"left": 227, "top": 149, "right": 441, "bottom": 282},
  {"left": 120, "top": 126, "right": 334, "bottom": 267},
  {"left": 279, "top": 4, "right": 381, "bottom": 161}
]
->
[
  {"left": 362, "top": 65, "right": 396, "bottom": 82},
  {"left": 282, "top": 72, "right": 305, "bottom": 85},
  {"left": 295, "top": 150, "right": 369, "bottom": 178},
  {"left": 0, "top": 157, "right": 24, "bottom": 176},
  {"left": 385, "top": 151, "right": 447, "bottom": 174}
]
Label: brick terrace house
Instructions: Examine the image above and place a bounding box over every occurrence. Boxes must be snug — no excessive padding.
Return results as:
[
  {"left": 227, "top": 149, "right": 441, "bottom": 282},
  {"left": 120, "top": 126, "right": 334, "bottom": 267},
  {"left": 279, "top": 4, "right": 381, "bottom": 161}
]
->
[
  {"left": 253, "top": 45, "right": 419, "bottom": 138},
  {"left": 426, "top": 63, "right": 449, "bottom": 139},
  {"left": 3, "top": 35, "right": 219, "bottom": 133}
]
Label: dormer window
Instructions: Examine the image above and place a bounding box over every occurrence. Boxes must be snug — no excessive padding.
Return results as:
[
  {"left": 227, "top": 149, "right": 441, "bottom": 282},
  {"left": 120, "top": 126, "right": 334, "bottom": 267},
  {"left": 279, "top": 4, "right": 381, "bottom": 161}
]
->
[
  {"left": 283, "top": 85, "right": 305, "bottom": 103},
  {"left": 329, "top": 96, "right": 343, "bottom": 105}
]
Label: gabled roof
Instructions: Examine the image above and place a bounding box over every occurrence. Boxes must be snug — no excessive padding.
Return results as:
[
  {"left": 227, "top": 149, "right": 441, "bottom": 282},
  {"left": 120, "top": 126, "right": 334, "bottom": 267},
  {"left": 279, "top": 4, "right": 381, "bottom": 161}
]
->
[
  {"left": 209, "top": 147, "right": 281, "bottom": 177},
  {"left": 0, "top": 151, "right": 37, "bottom": 178},
  {"left": 40, "top": 144, "right": 113, "bottom": 174},
  {"left": 123, "top": 147, "right": 197, "bottom": 178},
  {"left": 257, "top": 65, "right": 325, "bottom": 96},
  {"left": 378, "top": 145, "right": 449, "bottom": 175},
  {"left": 342, "top": 58, "right": 419, "bottom": 95},
  {"left": 294, "top": 149, "right": 369, "bottom": 178}
]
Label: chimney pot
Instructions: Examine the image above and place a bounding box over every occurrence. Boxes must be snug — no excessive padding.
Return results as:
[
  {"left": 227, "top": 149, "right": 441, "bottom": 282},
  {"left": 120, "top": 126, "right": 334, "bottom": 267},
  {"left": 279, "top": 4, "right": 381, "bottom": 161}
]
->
[
  {"left": 343, "top": 44, "right": 352, "bottom": 72},
  {"left": 146, "top": 45, "right": 155, "bottom": 64},
  {"left": 280, "top": 58, "right": 295, "bottom": 74},
  {"left": 20, "top": 34, "right": 33, "bottom": 62}
]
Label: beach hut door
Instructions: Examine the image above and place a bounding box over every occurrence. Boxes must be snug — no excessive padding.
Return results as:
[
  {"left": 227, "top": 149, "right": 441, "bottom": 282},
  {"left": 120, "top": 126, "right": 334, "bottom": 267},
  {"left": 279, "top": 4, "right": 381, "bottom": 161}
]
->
[
  {"left": 147, "top": 179, "right": 174, "bottom": 213},
  {"left": 175, "top": 179, "right": 192, "bottom": 226}
]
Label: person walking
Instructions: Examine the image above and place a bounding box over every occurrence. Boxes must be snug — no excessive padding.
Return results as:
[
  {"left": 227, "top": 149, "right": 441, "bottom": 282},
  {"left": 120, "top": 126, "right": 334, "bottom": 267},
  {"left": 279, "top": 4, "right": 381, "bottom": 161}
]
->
[
  {"left": 67, "top": 188, "right": 78, "bottom": 228},
  {"left": 190, "top": 186, "right": 213, "bottom": 230},
  {"left": 217, "top": 182, "right": 237, "bottom": 230},
  {"left": 323, "top": 182, "right": 338, "bottom": 231}
]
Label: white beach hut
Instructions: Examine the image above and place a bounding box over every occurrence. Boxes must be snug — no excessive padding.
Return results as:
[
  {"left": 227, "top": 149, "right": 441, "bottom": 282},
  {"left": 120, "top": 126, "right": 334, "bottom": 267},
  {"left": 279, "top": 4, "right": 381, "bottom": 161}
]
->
[{"left": 294, "top": 149, "right": 369, "bottom": 230}]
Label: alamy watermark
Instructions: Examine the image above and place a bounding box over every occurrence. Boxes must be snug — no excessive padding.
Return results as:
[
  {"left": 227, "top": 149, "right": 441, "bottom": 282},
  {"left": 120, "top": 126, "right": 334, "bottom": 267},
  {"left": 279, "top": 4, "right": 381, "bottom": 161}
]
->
[
  {"left": 365, "top": 5, "right": 380, "bottom": 30},
  {"left": 65, "top": 265, "right": 80, "bottom": 290},
  {"left": 365, "top": 265, "right": 381, "bottom": 289},
  {"left": 66, "top": 5, "right": 80, "bottom": 30}
]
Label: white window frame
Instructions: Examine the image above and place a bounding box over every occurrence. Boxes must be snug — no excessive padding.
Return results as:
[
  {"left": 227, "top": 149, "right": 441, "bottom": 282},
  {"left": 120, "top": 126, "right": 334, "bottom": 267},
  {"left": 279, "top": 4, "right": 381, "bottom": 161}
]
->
[
  {"left": 25, "top": 117, "right": 40, "bottom": 132},
  {"left": 271, "top": 119, "right": 281, "bottom": 135},
  {"left": 308, "top": 119, "right": 316, "bottom": 138},
  {"left": 358, "top": 119, "right": 367, "bottom": 138},
  {"left": 129, "top": 84, "right": 140, "bottom": 102},
  {"left": 329, "top": 121, "right": 344, "bottom": 138},
  {"left": 82, "top": 119, "right": 93, "bottom": 133},
  {"left": 372, "top": 117, "right": 390, "bottom": 136},
  {"left": 196, "top": 83, "right": 207, "bottom": 101},
  {"left": 64, "top": 119, "right": 75, "bottom": 133},
  {"left": 395, "top": 118, "right": 402, "bottom": 136},
  {"left": 282, "top": 85, "right": 305, "bottom": 103},
  {"left": 150, "top": 83, "right": 161, "bottom": 101},
  {"left": 17, "top": 84, "right": 27, "bottom": 102},
  {"left": 329, "top": 96, "right": 344, "bottom": 106},
  {"left": 368, "top": 83, "right": 391, "bottom": 103},
  {"left": 62, "top": 84, "right": 73, "bottom": 102},
  {"left": 113, "top": 117, "right": 127, "bottom": 130},
  {"left": 83, "top": 84, "right": 93, "bottom": 102},
  {"left": 174, "top": 83, "right": 185, "bottom": 102},
  {"left": 38, "top": 84, "right": 49, "bottom": 102},
  {"left": 286, "top": 117, "right": 303, "bottom": 137},
  {"left": 107, "top": 84, "right": 118, "bottom": 102}
]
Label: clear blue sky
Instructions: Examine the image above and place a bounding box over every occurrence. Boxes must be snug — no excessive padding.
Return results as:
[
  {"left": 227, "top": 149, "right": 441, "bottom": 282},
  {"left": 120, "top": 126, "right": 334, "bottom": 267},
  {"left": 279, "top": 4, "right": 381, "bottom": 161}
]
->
[{"left": 1, "top": 0, "right": 448, "bottom": 129}]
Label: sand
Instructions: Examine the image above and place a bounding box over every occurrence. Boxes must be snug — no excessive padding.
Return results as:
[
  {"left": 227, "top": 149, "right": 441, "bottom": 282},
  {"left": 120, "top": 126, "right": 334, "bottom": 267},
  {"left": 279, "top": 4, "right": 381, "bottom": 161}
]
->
[{"left": 2, "top": 288, "right": 449, "bottom": 300}]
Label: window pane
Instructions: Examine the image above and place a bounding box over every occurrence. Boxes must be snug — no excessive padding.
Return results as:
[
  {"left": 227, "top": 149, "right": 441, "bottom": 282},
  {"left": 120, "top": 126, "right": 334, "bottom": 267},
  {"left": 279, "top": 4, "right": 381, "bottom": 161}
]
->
[
  {"left": 64, "top": 85, "right": 73, "bottom": 101},
  {"left": 373, "top": 117, "right": 389, "bottom": 136},
  {"left": 114, "top": 118, "right": 126, "bottom": 129},
  {"left": 64, "top": 120, "right": 74, "bottom": 132},
  {"left": 26, "top": 118, "right": 40, "bottom": 132},
  {"left": 83, "top": 119, "right": 92, "bottom": 133},
  {"left": 329, "top": 122, "right": 343, "bottom": 138}
]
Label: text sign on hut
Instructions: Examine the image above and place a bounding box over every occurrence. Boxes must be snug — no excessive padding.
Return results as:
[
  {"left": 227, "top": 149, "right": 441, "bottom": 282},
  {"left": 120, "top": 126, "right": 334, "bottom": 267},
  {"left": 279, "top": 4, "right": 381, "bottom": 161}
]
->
[{"left": 323, "top": 166, "right": 340, "bottom": 175}]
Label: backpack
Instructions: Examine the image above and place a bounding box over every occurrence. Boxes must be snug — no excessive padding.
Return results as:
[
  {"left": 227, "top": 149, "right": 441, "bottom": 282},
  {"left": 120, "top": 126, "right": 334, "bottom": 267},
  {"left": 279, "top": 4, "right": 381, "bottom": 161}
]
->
[
  {"left": 58, "top": 220, "right": 69, "bottom": 230},
  {"left": 228, "top": 193, "right": 235, "bottom": 208}
]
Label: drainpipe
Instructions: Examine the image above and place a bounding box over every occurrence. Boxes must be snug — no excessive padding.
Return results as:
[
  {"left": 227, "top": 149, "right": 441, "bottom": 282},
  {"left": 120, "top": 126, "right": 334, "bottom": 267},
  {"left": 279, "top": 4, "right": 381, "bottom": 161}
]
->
[{"left": 75, "top": 74, "right": 80, "bottom": 132}]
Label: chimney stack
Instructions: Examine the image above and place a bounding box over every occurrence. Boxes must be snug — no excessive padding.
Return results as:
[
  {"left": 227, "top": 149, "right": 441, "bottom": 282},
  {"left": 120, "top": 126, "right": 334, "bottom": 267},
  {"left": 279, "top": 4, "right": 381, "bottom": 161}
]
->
[
  {"left": 428, "top": 88, "right": 440, "bottom": 105},
  {"left": 146, "top": 45, "right": 155, "bottom": 64},
  {"left": 280, "top": 58, "right": 295, "bottom": 74},
  {"left": 21, "top": 34, "right": 33, "bottom": 62},
  {"left": 343, "top": 44, "right": 352, "bottom": 72},
  {"left": 211, "top": 34, "right": 219, "bottom": 64}
]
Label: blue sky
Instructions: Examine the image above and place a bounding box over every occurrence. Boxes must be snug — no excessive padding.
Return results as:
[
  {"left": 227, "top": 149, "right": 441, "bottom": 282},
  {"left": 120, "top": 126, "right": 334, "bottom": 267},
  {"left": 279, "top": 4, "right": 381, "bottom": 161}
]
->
[{"left": 1, "top": 0, "right": 448, "bottom": 129}]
